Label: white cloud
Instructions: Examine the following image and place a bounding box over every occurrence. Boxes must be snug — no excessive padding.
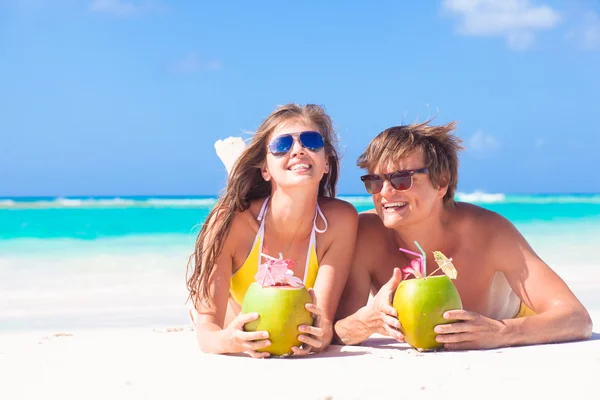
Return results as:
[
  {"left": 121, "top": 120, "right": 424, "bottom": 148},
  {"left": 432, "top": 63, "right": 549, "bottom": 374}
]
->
[
  {"left": 568, "top": 11, "right": 600, "bottom": 51},
  {"left": 442, "top": 0, "right": 561, "bottom": 51},
  {"left": 170, "top": 53, "right": 222, "bottom": 74},
  {"left": 90, "top": 0, "right": 161, "bottom": 17},
  {"left": 467, "top": 130, "right": 501, "bottom": 156}
]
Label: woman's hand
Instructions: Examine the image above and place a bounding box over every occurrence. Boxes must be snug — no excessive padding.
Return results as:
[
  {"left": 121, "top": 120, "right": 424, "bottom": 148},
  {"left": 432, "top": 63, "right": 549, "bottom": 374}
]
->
[
  {"left": 221, "top": 311, "right": 272, "bottom": 358},
  {"left": 292, "top": 289, "right": 331, "bottom": 356}
]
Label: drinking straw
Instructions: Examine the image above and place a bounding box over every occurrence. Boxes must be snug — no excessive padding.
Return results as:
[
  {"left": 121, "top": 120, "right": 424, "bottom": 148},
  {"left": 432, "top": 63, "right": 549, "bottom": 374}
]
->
[
  {"left": 414, "top": 241, "right": 427, "bottom": 277},
  {"left": 260, "top": 252, "right": 280, "bottom": 261},
  {"left": 398, "top": 247, "right": 424, "bottom": 275}
]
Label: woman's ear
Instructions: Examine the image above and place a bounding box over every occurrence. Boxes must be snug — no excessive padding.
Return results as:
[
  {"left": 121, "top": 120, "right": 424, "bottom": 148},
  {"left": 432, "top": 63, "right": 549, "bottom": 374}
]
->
[
  {"left": 261, "top": 164, "right": 271, "bottom": 182},
  {"left": 324, "top": 159, "right": 330, "bottom": 174}
]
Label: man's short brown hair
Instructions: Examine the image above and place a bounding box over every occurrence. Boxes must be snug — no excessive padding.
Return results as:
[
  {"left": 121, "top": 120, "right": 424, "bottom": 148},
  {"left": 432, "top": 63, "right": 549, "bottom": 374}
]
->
[{"left": 357, "top": 121, "right": 464, "bottom": 207}]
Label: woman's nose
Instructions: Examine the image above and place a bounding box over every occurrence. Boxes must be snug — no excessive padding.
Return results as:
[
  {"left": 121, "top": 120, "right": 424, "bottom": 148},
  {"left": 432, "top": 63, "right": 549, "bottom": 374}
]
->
[{"left": 288, "top": 137, "right": 306, "bottom": 157}]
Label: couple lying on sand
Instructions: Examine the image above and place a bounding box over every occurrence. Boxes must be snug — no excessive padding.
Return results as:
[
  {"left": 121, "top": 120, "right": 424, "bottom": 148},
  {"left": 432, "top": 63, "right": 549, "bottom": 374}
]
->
[{"left": 186, "top": 103, "right": 592, "bottom": 357}]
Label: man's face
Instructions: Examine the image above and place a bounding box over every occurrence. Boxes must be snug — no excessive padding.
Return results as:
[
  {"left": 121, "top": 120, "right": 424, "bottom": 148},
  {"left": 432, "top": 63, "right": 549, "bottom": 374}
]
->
[{"left": 370, "top": 152, "right": 445, "bottom": 230}]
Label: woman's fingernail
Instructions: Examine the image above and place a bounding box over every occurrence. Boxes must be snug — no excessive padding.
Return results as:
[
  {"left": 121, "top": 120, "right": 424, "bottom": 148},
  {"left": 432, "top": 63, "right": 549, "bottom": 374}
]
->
[
  {"left": 299, "top": 326, "right": 306, "bottom": 332},
  {"left": 299, "top": 335, "right": 306, "bottom": 341}
]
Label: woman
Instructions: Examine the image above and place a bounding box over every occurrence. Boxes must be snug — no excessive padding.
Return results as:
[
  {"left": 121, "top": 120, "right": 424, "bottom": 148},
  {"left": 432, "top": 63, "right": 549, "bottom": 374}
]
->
[{"left": 186, "top": 104, "right": 358, "bottom": 357}]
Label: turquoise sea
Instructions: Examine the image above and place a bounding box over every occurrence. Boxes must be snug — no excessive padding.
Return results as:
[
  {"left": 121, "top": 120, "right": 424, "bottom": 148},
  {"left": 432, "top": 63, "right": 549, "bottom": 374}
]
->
[{"left": 1, "top": 193, "right": 599, "bottom": 332}]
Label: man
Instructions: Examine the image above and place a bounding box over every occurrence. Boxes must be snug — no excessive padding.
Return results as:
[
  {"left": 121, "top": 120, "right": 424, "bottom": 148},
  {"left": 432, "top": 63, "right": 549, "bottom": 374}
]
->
[{"left": 334, "top": 121, "right": 592, "bottom": 349}]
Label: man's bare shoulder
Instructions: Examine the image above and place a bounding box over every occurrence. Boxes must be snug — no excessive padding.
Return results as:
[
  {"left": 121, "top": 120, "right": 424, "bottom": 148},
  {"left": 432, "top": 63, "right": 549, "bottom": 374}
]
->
[
  {"left": 453, "top": 202, "right": 523, "bottom": 254},
  {"left": 356, "top": 210, "right": 391, "bottom": 246},
  {"left": 454, "top": 202, "right": 512, "bottom": 229}
]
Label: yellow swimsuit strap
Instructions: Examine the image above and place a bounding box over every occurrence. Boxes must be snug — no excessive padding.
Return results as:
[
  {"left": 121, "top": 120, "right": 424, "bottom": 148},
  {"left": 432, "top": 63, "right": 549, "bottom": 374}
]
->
[{"left": 229, "top": 197, "right": 325, "bottom": 304}]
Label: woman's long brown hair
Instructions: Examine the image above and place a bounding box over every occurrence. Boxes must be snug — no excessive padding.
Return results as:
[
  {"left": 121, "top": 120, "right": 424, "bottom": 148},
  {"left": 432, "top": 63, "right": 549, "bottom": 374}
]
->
[{"left": 186, "top": 104, "right": 340, "bottom": 309}]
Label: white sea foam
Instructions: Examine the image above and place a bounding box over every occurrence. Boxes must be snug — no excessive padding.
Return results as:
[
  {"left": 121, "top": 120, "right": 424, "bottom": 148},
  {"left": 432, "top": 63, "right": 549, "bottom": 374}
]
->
[
  {"left": 456, "top": 192, "right": 600, "bottom": 204},
  {"left": 504, "top": 195, "right": 600, "bottom": 204},
  {"left": 337, "top": 195, "right": 373, "bottom": 205},
  {"left": 2, "top": 193, "right": 600, "bottom": 209},
  {"left": 0, "top": 197, "right": 217, "bottom": 209},
  {"left": 456, "top": 191, "right": 506, "bottom": 203},
  {"left": 145, "top": 198, "right": 217, "bottom": 207}
]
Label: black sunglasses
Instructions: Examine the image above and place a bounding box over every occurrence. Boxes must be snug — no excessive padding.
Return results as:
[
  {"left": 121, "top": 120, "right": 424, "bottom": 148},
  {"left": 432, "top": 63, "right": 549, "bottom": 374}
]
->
[
  {"left": 267, "top": 131, "right": 325, "bottom": 157},
  {"left": 360, "top": 168, "right": 429, "bottom": 194}
]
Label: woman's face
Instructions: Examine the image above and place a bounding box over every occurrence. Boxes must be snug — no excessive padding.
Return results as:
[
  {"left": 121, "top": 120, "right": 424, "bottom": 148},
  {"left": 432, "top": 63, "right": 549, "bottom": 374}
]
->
[{"left": 261, "top": 120, "right": 329, "bottom": 191}]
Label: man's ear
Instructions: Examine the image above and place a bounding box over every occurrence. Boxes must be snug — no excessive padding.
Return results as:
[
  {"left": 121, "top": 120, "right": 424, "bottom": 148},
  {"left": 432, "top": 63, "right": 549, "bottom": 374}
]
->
[
  {"left": 437, "top": 175, "right": 449, "bottom": 199},
  {"left": 261, "top": 164, "right": 271, "bottom": 182}
]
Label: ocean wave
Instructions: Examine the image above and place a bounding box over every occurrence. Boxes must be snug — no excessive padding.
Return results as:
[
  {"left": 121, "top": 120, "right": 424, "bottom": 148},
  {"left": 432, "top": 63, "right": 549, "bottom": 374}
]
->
[
  {"left": 0, "top": 197, "right": 218, "bottom": 209},
  {"left": 456, "top": 192, "right": 600, "bottom": 205},
  {"left": 55, "top": 198, "right": 138, "bottom": 207},
  {"left": 456, "top": 191, "right": 506, "bottom": 203},
  {"left": 503, "top": 195, "right": 600, "bottom": 204},
  {"left": 2, "top": 193, "right": 600, "bottom": 210},
  {"left": 145, "top": 198, "right": 217, "bottom": 207},
  {"left": 337, "top": 195, "right": 373, "bottom": 205}
]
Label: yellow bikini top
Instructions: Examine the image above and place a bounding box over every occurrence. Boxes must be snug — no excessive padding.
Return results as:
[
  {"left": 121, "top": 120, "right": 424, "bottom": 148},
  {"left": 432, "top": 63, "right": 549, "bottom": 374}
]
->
[{"left": 230, "top": 196, "right": 327, "bottom": 304}]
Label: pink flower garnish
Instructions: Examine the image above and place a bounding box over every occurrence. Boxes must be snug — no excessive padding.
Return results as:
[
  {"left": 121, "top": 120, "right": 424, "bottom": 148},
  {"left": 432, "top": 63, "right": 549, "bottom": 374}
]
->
[
  {"left": 255, "top": 256, "right": 304, "bottom": 288},
  {"left": 283, "top": 270, "right": 304, "bottom": 288},
  {"left": 401, "top": 259, "right": 424, "bottom": 280}
]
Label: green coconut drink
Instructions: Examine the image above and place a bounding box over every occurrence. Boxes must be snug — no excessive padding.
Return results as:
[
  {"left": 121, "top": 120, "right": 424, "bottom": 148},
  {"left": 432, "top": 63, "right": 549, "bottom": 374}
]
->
[
  {"left": 242, "top": 282, "right": 313, "bottom": 356},
  {"left": 393, "top": 244, "right": 463, "bottom": 351},
  {"left": 393, "top": 275, "right": 462, "bottom": 351},
  {"left": 241, "top": 255, "right": 314, "bottom": 357}
]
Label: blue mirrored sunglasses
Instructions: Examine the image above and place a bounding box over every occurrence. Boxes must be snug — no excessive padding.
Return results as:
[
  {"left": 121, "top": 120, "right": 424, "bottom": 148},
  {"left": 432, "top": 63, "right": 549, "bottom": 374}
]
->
[{"left": 267, "top": 131, "right": 325, "bottom": 157}]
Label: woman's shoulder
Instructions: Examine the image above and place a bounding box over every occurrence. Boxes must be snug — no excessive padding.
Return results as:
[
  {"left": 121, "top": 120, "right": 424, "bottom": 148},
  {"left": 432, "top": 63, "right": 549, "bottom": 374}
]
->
[
  {"left": 231, "top": 197, "right": 268, "bottom": 230},
  {"left": 207, "top": 197, "right": 268, "bottom": 237},
  {"left": 318, "top": 196, "right": 358, "bottom": 231}
]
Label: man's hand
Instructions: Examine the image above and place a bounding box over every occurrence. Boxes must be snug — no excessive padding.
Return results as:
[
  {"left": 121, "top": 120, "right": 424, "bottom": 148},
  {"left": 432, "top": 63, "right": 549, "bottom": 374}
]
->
[
  {"left": 434, "top": 310, "right": 508, "bottom": 350},
  {"left": 361, "top": 267, "right": 404, "bottom": 342}
]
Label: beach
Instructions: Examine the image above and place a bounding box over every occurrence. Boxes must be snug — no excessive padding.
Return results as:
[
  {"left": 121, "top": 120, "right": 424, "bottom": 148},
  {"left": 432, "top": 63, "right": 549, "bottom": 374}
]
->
[
  {"left": 1, "top": 195, "right": 599, "bottom": 399},
  {"left": 1, "top": 314, "right": 599, "bottom": 399}
]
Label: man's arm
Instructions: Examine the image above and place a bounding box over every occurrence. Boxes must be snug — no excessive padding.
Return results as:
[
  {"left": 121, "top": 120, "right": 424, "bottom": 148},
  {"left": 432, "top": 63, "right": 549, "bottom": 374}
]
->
[
  {"left": 494, "top": 215, "right": 592, "bottom": 346},
  {"left": 333, "top": 214, "right": 404, "bottom": 345},
  {"left": 436, "top": 212, "right": 592, "bottom": 350}
]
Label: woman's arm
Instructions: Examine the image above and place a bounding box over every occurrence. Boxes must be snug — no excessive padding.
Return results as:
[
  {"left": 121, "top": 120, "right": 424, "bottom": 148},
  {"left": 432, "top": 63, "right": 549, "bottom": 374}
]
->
[
  {"left": 308, "top": 200, "right": 359, "bottom": 350},
  {"left": 192, "top": 212, "right": 271, "bottom": 356}
]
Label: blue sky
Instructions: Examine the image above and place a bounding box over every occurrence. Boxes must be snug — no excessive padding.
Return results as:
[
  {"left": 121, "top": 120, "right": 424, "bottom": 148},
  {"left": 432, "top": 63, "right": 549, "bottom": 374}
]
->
[{"left": 1, "top": 0, "right": 599, "bottom": 197}]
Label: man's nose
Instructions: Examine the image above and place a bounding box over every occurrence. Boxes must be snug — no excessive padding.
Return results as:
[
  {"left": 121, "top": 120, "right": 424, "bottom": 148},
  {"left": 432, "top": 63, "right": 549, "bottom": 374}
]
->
[{"left": 379, "top": 178, "right": 397, "bottom": 196}]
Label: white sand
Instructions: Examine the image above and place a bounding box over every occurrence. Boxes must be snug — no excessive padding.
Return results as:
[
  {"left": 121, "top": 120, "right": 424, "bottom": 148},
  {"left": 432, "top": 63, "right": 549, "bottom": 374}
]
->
[{"left": 1, "top": 312, "right": 599, "bottom": 400}]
